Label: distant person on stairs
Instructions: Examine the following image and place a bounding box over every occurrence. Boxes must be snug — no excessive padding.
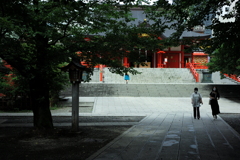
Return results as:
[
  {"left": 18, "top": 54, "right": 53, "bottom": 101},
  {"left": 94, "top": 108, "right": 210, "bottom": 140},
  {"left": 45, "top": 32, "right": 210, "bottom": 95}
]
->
[
  {"left": 124, "top": 72, "right": 130, "bottom": 84},
  {"left": 209, "top": 86, "right": 220, "bottom": 120},
  {"left": 191, "top": 87, "right": 203, "bottom": 119}
]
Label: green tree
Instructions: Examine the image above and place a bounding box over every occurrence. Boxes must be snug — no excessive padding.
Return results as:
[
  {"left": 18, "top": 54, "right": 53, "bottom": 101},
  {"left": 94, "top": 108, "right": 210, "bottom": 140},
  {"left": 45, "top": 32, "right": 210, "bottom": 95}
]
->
[
  {"left": 205, "top": 2, "right": 240, "bottom": 76},
  {"left": 146, "top": 0, "right": 240, "bottom": 75},
  {"left": 0, "top": 0, "right": 164, "bottom": 129}
]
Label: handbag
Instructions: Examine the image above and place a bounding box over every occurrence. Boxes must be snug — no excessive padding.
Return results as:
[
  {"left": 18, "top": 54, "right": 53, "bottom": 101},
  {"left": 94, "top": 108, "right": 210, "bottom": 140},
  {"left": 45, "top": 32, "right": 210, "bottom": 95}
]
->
[{"left": 209, "top": 99, "right": 211, "bottom": 105}]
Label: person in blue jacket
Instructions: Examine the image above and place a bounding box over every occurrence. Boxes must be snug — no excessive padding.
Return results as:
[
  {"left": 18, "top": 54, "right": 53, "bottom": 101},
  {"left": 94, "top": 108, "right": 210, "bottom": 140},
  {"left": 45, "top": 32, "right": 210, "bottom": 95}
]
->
[{"left": 124, "top": 72, "right": 130, "bottom": 84}]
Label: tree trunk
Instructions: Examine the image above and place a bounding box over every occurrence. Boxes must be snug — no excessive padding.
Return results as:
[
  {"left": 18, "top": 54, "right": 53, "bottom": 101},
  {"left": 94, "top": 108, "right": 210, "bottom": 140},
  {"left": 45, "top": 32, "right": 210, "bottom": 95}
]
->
[{"left": 29, "top": 77, "right": 53, "bottom": 130}]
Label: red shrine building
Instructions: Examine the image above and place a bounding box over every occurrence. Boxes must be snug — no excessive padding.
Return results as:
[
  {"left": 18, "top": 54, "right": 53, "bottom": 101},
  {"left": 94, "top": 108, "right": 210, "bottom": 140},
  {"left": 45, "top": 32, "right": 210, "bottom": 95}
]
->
[{"left": 121, "top": 7, "right": 211, "bottom": 69}]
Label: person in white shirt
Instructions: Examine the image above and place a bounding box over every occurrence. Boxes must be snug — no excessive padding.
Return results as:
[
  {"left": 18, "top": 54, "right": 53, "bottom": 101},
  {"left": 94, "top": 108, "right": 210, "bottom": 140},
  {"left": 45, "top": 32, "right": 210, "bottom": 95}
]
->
[{"left": 191, "top": 88, "right": 203, "bottom": 119}]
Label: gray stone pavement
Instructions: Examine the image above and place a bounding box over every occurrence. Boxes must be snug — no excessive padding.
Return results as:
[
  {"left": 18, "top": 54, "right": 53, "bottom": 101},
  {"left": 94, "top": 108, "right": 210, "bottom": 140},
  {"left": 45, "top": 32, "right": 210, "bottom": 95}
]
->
[
  {"left": 1, "top": 96, "right": 240, "bottom": 159},
  {"left": 84, "top": 97, "right": 240, "bottom": 160}
]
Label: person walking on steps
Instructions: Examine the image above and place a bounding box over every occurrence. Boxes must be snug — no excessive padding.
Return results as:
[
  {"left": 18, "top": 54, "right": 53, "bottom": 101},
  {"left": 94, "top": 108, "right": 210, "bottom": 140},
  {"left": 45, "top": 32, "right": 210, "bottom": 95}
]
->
[
  {"left": 209, "top": 86, "right": 220, "bottom": 120},
  {"left": 191, "top": 88, "right": 203, "bottom": 119},
  {"left": 124, "top": 72, "right": 130, "bottom": 84}
]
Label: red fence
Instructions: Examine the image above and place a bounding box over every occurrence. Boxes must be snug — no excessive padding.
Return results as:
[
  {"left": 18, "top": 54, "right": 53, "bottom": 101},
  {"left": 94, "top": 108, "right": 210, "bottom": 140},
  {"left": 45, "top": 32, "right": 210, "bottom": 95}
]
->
[
  {"left": 186, "top": 63, "right": 200, "bottom": 82},
  {"left": 187, "top": 63, "right": 240, "bottom": 83},
  {"left": 224, "top": 74, "right": 240, "bottom": 83}
]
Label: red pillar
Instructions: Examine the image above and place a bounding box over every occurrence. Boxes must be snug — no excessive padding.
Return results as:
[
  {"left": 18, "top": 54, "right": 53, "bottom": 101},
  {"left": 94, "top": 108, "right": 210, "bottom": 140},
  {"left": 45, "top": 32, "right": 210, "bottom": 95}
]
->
[
  {"left": 157, "top": 53, "right": 162, "bottom": 68},
  {"left": 157, "top": 53, "right": 161, "bottom": 68},
  {"left": 180, "top": 52, "right": 183, "bottom": 68},
  {"left": 181, "top": 45, "right": 185, "bottom": 68},
  {"left": 157, "top": 51, "right": 165, "bottom": 68},
  {"left": 123, "top": 57, "right": 129, "bottom": 67},
  {"left": 99, "top": 64, "right": 103, "bottom": 82}
]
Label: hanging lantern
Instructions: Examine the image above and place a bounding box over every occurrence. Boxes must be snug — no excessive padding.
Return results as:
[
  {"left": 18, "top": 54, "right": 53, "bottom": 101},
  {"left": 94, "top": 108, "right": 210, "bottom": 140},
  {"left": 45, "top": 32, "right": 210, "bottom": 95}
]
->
[
  {"left": 69, "top": 69, "right": 82, "bottom": 83},
  {"left": 61, "top": 58, "right": 89, "bottom": 83}
]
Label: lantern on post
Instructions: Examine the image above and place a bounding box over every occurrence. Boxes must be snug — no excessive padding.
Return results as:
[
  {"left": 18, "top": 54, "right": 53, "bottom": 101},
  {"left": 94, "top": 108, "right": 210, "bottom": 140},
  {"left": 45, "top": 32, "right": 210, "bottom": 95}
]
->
[
  {"left": 61, "top": 57, "right": 87, "bottom": 83},
  {"left": 61, "top": 57, "right": 89, "bottom": 131}
]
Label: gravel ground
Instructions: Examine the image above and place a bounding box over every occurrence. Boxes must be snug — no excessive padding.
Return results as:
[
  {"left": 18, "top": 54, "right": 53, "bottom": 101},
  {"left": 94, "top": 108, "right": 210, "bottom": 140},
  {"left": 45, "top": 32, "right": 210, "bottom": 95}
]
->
[
  {"left": 0, "top": 126, "right": 132, "bottom": 160},
  {"left": 0, "top": 116, "right": 145, "bottom": 160}
]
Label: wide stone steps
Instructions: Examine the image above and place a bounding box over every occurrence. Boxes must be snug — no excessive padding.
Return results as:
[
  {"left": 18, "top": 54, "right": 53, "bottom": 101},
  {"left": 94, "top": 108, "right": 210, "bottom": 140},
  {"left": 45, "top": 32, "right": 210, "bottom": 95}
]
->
[
  {"left": 103, "top": 68, "right": 195, "bottom": 83},
  {"left": 60, "top": 83, "right": 240, "bottom": 98}
]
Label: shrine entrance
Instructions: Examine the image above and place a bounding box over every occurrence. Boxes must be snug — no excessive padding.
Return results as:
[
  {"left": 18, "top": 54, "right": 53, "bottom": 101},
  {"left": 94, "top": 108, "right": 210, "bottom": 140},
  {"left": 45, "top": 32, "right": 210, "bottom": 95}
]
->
[{"left": 163, "top": 53, "right": 180, "bottom": 68}]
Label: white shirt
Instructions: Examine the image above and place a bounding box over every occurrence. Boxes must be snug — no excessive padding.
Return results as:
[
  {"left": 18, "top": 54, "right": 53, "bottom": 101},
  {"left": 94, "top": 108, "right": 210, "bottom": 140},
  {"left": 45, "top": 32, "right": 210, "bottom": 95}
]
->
[{"left": 191, "top": 92, "right": 202, "bottom": 107}]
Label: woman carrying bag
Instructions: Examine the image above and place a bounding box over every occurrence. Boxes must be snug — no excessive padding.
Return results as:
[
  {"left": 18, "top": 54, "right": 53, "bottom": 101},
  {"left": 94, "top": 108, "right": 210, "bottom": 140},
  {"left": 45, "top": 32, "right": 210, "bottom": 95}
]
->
[{"left": 209, "top": 86, "right": 220, "bottom": 119}]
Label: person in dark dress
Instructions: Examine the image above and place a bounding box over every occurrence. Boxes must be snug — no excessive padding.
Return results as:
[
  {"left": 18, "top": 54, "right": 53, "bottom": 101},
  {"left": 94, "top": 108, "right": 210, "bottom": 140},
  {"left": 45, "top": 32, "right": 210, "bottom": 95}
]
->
[{"left": 209, "top": 86, "right": 220, "bottom": 119}]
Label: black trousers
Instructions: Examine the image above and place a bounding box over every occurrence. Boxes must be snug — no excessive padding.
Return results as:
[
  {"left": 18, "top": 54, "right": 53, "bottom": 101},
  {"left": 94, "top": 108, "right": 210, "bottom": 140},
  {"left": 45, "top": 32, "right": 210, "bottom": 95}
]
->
[{"left": 193, "top": 107, "right": 200, "bottom": 118}]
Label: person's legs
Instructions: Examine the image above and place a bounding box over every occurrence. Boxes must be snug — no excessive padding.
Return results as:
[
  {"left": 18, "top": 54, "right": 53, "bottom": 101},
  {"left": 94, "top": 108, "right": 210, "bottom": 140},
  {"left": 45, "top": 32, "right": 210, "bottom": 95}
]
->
[
  {"left": 196, "top": 107, "right": 200, "bottom": 119},
  {"left": 215, "top": 102, "right": 220, "bottom": 118},
  {"left": 193, "top": 107, "right": 196, "bottom": 119},
  {"left": 211, "top": 105, "right": 215, "bottom": 118}
]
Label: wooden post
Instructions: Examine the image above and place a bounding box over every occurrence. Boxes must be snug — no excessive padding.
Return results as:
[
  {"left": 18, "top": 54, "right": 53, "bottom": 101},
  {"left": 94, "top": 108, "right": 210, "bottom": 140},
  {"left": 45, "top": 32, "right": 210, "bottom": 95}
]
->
[{"left": 72, "top": 82, "right": 79, "bottom": 131}]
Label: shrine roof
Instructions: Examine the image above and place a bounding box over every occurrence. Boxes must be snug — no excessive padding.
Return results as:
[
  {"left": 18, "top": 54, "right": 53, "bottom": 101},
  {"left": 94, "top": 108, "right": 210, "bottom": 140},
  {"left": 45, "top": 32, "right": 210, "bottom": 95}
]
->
[
  {"left": 180, "top": 31, "right": 211, "bottom": 39},
  {"left": 130, "top": 8, "right": 212, "bottom": 39}
]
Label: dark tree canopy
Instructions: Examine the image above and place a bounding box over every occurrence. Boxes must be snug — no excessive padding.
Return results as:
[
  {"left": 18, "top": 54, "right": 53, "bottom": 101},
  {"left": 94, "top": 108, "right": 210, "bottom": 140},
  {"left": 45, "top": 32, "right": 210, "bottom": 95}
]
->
[{"left": 0, "top": 0, "right": 164, "bottom": 129}]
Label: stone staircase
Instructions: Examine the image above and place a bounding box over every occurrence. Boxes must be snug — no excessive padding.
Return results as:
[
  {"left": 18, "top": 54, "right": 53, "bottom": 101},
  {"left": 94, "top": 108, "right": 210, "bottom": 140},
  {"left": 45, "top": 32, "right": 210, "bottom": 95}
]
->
[
  {"left": 60, "top": 68, "right": 240, "bottom": 98},
  {"left": 102, "top": 68, "right": 195, "bottom": 83},
  {"left": 61, "top": 83, "right": 240, "bottom": 98}
]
